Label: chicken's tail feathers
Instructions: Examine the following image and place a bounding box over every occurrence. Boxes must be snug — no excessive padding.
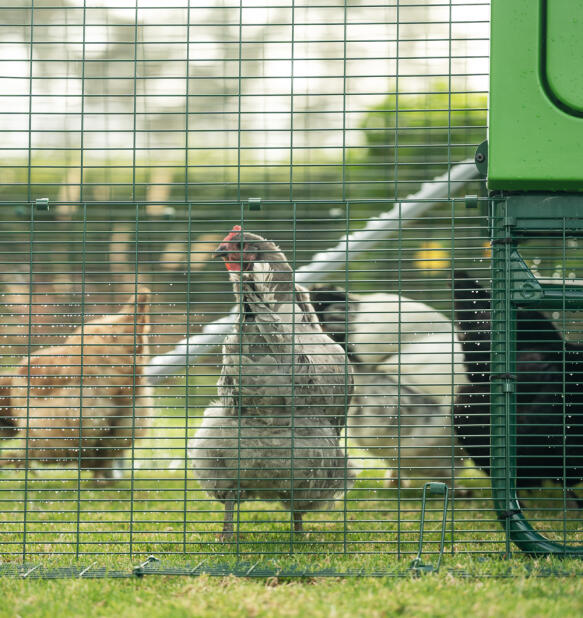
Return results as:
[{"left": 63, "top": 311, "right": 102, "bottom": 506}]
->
[
  {"left": 452, "top": 270, "right": 490, "bottom": 323},
  {"left": 450, "top": 271, "right": 492, "bottom": 379},
  {"left": 108, "top": 286, "right": 152, "bottom": 345},
  {"left": 452, "top": 270, "right": 490, "bottom": 300},
  {"left": 123, "top": 286, "right": 151, "bottom": 325}
]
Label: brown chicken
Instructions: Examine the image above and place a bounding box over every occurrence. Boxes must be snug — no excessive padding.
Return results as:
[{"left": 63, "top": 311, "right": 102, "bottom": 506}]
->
[{"left": 0, "top": 288, "right": 153, "bottom": 482}]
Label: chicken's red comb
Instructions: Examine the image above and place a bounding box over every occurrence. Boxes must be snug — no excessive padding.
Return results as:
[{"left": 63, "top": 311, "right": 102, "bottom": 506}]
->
[{"left": 222, "top": 224, "right": 242, "bottom": 242}]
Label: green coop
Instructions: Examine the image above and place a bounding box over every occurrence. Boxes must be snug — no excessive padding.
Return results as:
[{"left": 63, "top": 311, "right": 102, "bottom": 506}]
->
[{"left": 487, "top": 0, "right": 583, "bottom": 556}]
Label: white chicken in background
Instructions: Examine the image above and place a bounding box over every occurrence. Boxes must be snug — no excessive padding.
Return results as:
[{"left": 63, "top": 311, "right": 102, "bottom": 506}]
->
[
  {"left": 189, "top": 227, "right": 354, "bottom": 539},
  {"left": 310, "top": 286, "right": 469, "bottom": 488}
]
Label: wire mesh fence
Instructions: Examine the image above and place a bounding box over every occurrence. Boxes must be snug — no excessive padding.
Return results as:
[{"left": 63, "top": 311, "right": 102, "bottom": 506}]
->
[
  {"left": 1, "top": 0, "right": 581, "bottom": 578},
  {"left": 488, "top": 198, "right": 583, "bottom": 558}
]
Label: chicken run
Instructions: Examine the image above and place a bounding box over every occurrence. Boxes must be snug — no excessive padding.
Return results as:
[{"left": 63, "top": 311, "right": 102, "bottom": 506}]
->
[
  {"left": 1, "top": 207, "right": 583, "bottom": 570},
  {"left": 1, "top": 1, "right": 583, "bottom": 577}
]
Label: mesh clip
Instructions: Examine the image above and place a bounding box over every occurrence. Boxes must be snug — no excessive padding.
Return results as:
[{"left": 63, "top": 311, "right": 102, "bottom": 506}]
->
[
  {"left": 489, "top": 373, "right": 516, "bottom": 382},
  {"left": 465, "top": 194, "right": 479, "bottom": 209},
  {"left": 35, "top": 198, "right": 49, "bottom": 211},
  {"left": 410, "top": 482, "right": 449, "bottom": 575},
  {"left": 133, "top": 555, "right": 160, "bottom": 577}
]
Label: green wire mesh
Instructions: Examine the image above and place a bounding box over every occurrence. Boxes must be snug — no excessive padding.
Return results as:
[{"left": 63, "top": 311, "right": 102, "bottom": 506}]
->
[
  {"left": 0, "top": 1, "right": 581, "bottom": 579},
  {"left": 489, "top": 196, "right": 583, "bottom": 558}
]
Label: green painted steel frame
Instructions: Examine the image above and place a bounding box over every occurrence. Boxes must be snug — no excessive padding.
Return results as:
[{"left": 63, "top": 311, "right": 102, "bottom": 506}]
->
[{"left": 490, "top": 193, "right": 583, "bottom": 556}]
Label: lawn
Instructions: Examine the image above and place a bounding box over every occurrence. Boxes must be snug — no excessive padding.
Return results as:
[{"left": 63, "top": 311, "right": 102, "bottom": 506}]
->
[
  {"left": 2, "top": 564, "right": 583, "bottom": 618},
  {"left": 0, "top": 371, "right": 582, "bottom": 617}
]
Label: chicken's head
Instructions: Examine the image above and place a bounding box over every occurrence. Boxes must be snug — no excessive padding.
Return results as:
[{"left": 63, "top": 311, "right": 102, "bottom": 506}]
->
[{"left": 214, "top": 226, "right": 286, "bottom": 275}]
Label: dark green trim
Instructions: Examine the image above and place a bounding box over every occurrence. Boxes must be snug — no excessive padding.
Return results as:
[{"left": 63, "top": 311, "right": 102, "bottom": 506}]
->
[{"left": 490, "top": 193, "right": 583, "bottom": 556}]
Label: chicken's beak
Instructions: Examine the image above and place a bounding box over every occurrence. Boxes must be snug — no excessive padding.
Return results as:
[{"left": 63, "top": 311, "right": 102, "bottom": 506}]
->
[{"left": 213, "top": 243, "right": 229, "bottom": 260}]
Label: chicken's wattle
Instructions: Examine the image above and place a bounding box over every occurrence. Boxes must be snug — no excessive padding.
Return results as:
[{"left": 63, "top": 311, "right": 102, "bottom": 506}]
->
[{"left": 225, "top": 257, "right": 242, "bottom": 272}]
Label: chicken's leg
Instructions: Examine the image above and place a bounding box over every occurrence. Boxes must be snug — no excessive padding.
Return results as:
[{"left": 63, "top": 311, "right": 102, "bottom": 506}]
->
[
  {"left": 293, "top": 512, "right": 303, "bottom": 533},
  {"left": 567, "top": 488, "right": 583, "bottom": 510},
  {"left": 221, "top": 499, "right": 235, "bottom": 541}
]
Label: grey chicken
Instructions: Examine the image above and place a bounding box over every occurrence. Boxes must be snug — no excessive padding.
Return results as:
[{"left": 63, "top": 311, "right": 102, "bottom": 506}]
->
[{"left": 189, "top": 227, "right": 355, "bottom": 538}]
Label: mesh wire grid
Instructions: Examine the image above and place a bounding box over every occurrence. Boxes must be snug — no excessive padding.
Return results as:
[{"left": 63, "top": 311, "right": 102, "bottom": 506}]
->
[{"left": 1, "top": 0, "right": 581, "bottom": 578}]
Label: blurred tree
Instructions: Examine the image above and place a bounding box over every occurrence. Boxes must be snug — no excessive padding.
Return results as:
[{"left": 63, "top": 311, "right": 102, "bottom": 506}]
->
[{"left": 346, "top": 85, "right": 487, "bottom": 200}]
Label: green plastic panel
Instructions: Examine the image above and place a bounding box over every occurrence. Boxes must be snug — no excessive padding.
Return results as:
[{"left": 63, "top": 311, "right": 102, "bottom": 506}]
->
[
  {"left": 489, "top": 0, "right": 583, "bottom": 191},
  {"left": 545, "top": 0, "right": 583, "bottom": 114}
]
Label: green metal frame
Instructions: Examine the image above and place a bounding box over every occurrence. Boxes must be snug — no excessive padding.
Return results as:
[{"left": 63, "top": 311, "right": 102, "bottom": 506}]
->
[{"left": 490, "top": 193, "right": 583, "bottom": 556}]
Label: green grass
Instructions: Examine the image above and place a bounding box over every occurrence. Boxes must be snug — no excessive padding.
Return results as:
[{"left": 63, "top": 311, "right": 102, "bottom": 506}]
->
[
  {"left": 2, "top": 565, "right": 583, "bottom": 618},
  {"left": 0, "top": 372, "right": 582, "bottom": 616}
]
